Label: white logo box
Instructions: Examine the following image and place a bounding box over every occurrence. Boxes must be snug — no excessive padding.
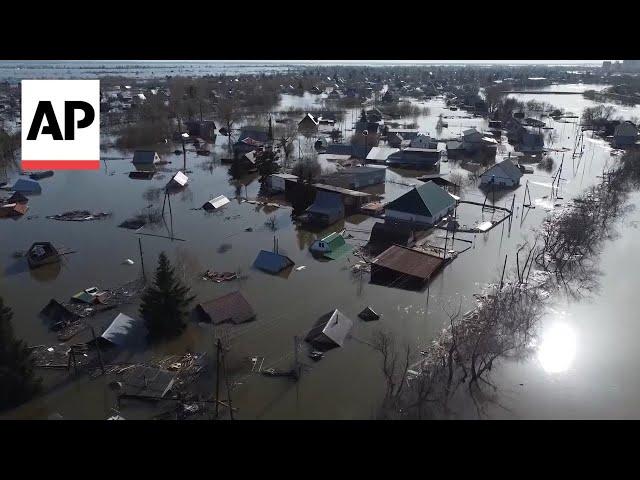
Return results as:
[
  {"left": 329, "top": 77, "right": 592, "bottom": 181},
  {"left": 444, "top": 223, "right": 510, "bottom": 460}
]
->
[{"left": 21, "top": 79, "right": 100, "bottom": 170}]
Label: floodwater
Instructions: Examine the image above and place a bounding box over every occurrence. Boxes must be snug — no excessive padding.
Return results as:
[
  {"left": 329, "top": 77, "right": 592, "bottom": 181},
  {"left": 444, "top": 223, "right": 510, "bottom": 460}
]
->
[{"left": 2, "top": 74, "right": 640, "bottom": 419}]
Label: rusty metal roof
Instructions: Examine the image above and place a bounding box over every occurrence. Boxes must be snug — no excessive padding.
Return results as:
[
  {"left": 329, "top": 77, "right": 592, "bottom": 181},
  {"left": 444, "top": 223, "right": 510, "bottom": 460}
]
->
[{"left": 371, "top": 245, "right": 444, "bottom": 280}]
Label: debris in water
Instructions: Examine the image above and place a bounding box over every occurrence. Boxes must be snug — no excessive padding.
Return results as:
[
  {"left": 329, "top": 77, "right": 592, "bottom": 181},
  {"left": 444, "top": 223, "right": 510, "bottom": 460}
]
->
[
  {"left": 202, "top": 270, "right": 237, "bottom": 283},
  {"left": 46, "top": 210, "right": 111, "bottom": 222}
]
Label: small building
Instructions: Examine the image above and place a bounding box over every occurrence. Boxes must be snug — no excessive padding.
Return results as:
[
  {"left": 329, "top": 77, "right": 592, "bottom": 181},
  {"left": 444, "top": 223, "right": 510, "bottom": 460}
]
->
[
  {"left": 203, "top": 195, "right": 230, "bottom": 211},
  {"left": 367, "top": 221, "right": 416, "bottom": 255},
  {"left": 370, "top": 245, "right": 445, "bottom": 290},
  {"left": 387, "top": 132, "right": 404, "bottom": 148},
  {"left": 309, "top": 232, "right": 352, "bottom": 260},
  {"left": 96, "top": 313, "right": 147, "bottom": 348},
  {"left": 386, "top": 128, "right": 420, "bottom": 141},
  {"left": 0, "top": 202, "right": 28, "bottom": 218},
  {"left": 313, "top": 184, "right": 376, "bottom": 215},
  {"left": 299, "top": 113, "right": 319, "bottom": 130},
  {"left": 305, "top": 190, "right": 345, "bottom": 226},
  {"left": 167, "top": 171, "right": 188, "bottom": 189},
  {"left": 195, "top": 291, "right": 256, "bottom": 325},
  {"left": 305, "top": 309, "right": 354, "bottom": 349},
  {"left": 613, "top": 121, "right": 638, "bottom": 148},
  {"left": 366, "top": 147, "right": 399, "bottom": 164},
  {"left": 253, "top": 250, "right": 295, "bottom": 274},
  {"left": 386, "top": 148, "right": 441, "bottom": 169},
  {"left": 185, "top": 120, "right": 216, "bottom": 140},
  {"left": 461, "top": 128, "right": 484, "bottom": 153},
  {"left": 27, "top": 242, "right": 60, "bottom": 269},
  {"left": 479, "top": 158, "right": 523, "bottom": 188},
  {"left": 410, "top": 133, "right": 432, "bottom": 149},
  {"left": 10, "top": 178, "right": 41, "bottom": 194},
  {"left": 267, "top": 173, "right": 299, "bottom": 194},
  {"left": 384, "top": 181, "right": 456, "bottom": 226},
  {"left": 317, "top": 166, "right": 386, "bottom": 190},
  {"left": 40, "top": 299, "right": 80, "bottom": 326},
  {"left": 132, "top": 150, "right": 160, "bottom": 165},
  {"left": 121, "top": 365, "right": 176, "bottom": 399}
]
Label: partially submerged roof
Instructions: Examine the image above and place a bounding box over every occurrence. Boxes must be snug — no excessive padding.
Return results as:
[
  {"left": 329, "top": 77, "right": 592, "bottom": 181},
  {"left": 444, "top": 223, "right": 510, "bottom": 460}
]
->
[
  {"left": 203, "top": 195, "right": 230, "bottom": 210},
  {"left": 40, "top": 299, "right": 81, "bottom": 324},
  {"left": 313, "top": 183, "right": 371, "bottom": 198},
  {"left": 481, "top": 158, "right": 523, "bottom": 182},
  {"left": 322, "top": 232, "right": 353, "bottom": 260},
  {"left": 358, "top": 306, "right": 380, "bottom": 321},
  {"left": 100, "top": 313, "right": 147, "bottom": 347},
  {"left": 133, "top": 150, "right": 159, "bottom": 164},
  {"left": 10, "top": 178, "right": 41, "bottom": 193},
  {"left": 384, "top": 181, "right": 456, "bottom": 217},
  {"left": 168, "top": 171, "right": 188, "bottom": 188},
  {"left": 305, "top": 309, "right": 354, "bottom": 348},
  {"left": 0, "top": 202, "right": 28, "bottom": 217},
  {"left": 122, "top": 365, "right": 176, "bottom": 399},
  {"left": 371, "top": 245, "right": 444, "bottom": 280},
  {"left": 253, "top": 250, "right": 294, "bottom": 274},
  {"left": 196, "top": 291, "right": 256, "bottom": 325}
]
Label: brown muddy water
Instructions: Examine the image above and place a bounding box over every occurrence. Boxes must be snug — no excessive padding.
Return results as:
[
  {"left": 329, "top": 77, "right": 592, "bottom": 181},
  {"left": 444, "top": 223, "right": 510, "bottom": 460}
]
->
[{"left": 2, "top": 82, "right": 640, "bottom": 419}]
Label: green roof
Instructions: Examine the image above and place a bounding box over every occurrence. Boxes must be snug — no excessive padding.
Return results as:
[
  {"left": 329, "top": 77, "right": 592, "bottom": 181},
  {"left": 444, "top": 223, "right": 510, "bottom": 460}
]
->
[
  {"left": 384, "top": 181, "right": 455, "bottom": 217},
  {"left": 322, "top": 232, "right": 353, "bottom": 260}
]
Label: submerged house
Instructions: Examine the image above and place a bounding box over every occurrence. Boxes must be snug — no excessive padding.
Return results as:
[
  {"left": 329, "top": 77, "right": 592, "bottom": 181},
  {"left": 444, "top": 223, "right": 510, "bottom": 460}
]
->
[
  {"left": 253, "top": 250, "right": 295, "bottom": 274},
  {"left": 267, "top": 173, "right": 299, "bottom": 196},
  {"left": 10, "top": 178, "right": 41, "bottom": 194},
  {"left": 305, "top": 309, "right": 354, "bottom": 349},
  {"left": 298, "top": 113, "right": 320, "bottom": 130},
  {"left": 95, "top": 313, "right": 148, "bottom": 349},
  {"left": 384, "top": 181, "right": 456, "bottom": 227},
  {"left": 479, "top": 158, "right": 523, "bottom": 188},
  {"left": 195, "top": 291, "right": 256, "bottom": 325},
  {"left": 613, "top": 121, "right": 638, "bottom": 148},
  {"left": 316, "top": 166, "right": 386, "bottom": 190},
  {"left": 386, "top": 148, "right": 441, "bottom": 169},
  {"left": 185, "top": 120, "right": 216, "bottom": 140},
  {"left": 370, "top": 245, "right": 445, "bottom": 290},
  {"left": 0, "top": 202, "right": 28, "bottom": 218},
  {"left": 305, "top": 190, "right": 345, "bottom": 226},
  {"left": 202, "top": 195, "right": 230, "bottom": 211},
  {"left": 27, "top": 242, "right": 60, "bottom": 269},
  {"left": 367, "top": 221, "right": 416, "bottom": 255},
  {"left": 132, "top": 150, "right": 160, "bottom": 165},
  {"left": 366, "top": 147, "right": 399, "bottom": 164},
  {"left": 167, "top": 171, "right": 188, "bottom": 189},
  {"left": 309, "top": 232, "right": 352, "bottom": 260}
]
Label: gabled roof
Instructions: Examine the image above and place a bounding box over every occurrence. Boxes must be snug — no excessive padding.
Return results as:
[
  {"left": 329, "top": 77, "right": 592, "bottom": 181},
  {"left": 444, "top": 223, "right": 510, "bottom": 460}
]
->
[
  {"left": 384, "top": 181, "right": 456, "bottom": 217},
  {"left": 196, "top": 291, "right": 255, "bottom": 325},
  {"left": 480, "top": 159, "right": 523, "bottom": 182},
  {"left": 299, "top": 113, "right": 319, "bottom": 126},
  {"left": 203, "top": 195, "right": 230, "bottom": 210},
  {"left": 169, "top": 171, "right": 188, "bottom": 187},
  {"left": 321, "top": 232, "right": 353, "bottom": 260},
  {"left": 11, "top": 178, "right": 41, "bottom": 193},
  {"left": 100, "top": 313, "right": 147, "bottom": 347},
  {"left": 253, "top": 250, "right": 294, "bottom": 274},
  {"left": 305, "top": 309, "right": 354, "bottom": 348}
]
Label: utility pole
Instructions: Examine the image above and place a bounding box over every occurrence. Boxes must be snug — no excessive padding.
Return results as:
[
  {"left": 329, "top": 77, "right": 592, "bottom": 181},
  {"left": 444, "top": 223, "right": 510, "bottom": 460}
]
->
[
  {"left": 215, "top": 338, "right": 221, "bottom": 418},
  {"left": 499, "top": 254, "right": 507, "bottom": 291},
  {"left": 220, "top": 343, "right": 234, "bottom": 420},
  {"left": 138, "top": 237, "right": 146, "bottom": 282},
  {"left": 89, "top": 325, "right": 105, "bottom": 375},
  {"left": 294, "top": 336, "right": 300, "bottom": 380}
]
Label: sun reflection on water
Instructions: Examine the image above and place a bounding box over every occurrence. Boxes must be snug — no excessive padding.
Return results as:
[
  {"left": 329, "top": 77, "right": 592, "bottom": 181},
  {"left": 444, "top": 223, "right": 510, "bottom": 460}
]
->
[{"left": 537, "top": 322, "right": 577, "bottom": 373}]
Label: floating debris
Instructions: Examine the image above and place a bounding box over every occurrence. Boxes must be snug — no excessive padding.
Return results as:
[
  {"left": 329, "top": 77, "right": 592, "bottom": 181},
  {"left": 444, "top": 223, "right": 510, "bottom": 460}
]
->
[
  {"left": 47, "top": 210, "right": 111, "bottom": 222},
  {"left": 202, "top": 270, "right": 237, "bottom": 283}
]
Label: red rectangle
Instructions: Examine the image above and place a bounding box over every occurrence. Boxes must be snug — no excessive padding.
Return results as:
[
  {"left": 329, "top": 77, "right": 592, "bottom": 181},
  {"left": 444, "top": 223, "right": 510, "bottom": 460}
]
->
[{"left": 22, "top": 160, "right": 101, "bottom": 170}]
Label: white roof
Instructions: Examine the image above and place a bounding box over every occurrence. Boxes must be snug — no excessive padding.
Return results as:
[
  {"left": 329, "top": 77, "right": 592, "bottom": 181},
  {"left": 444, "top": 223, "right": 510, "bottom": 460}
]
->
[
  {"left": 171, "top": 171, "right": 188, "bottom": 187},
  {"left": 101, "top": 313, "right": 142, "bottom": 347},
  {"left": 322, "top": 309, "right": 353, "bottom": 347},
  {"left": 366, "top": 147, "right": 399, "bottom": 161},
  {"left": 206, "top": 195, "right": 230, "bottom": 209}
]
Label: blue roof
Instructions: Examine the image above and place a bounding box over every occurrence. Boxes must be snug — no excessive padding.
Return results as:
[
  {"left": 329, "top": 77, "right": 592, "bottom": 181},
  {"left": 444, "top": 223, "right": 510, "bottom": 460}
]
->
[
  {"left": 253, "top": 250, "right": 294, "bottom": 274},
  {"left": 11, "top": 178, "right": 41, "bottom": 193}
]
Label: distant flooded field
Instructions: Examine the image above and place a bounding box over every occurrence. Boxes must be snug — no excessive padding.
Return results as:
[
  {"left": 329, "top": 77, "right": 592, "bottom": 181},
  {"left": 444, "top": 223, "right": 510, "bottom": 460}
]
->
[{"left": 2, "top": 68, "right": 640, "bottom": 419}]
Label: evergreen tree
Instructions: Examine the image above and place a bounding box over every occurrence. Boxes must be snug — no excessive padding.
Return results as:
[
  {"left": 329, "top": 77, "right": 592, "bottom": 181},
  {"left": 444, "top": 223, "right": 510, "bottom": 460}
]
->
[
  {"left": 0, "top": 296, "right": 40, "bottom": 412},
  {"left": 139, "top": 252, "right": 195, "bottom": 340}
]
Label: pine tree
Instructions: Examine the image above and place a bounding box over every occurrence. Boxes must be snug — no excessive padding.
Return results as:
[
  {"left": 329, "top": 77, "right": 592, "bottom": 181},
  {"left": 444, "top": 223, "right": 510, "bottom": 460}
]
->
[
  {"left": 139, "top": 252, "right": 195, "bottom": 340},
  {"left": 0, "top": 296, "right": 40, "bottom": 412}
]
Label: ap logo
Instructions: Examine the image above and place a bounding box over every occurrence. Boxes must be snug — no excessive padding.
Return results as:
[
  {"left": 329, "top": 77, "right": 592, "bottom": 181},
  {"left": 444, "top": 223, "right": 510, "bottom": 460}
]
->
[{"left": 22, "top": 80, "right": 100, "bottom": 170}]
